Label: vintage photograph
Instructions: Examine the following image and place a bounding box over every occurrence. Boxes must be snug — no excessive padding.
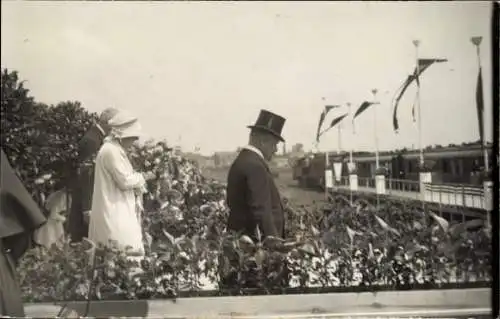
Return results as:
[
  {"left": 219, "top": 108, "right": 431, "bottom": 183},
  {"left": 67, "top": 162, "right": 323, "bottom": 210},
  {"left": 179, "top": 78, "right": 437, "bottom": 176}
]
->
[{"left": 0, "top": 1, "right": 496, "bottom": 318}]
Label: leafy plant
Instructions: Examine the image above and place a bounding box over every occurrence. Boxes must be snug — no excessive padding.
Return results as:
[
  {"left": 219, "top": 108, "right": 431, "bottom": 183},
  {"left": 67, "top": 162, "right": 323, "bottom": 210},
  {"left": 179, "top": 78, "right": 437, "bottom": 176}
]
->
[{"left": 2, "top": 69, "right": 491, "bottom": 302}]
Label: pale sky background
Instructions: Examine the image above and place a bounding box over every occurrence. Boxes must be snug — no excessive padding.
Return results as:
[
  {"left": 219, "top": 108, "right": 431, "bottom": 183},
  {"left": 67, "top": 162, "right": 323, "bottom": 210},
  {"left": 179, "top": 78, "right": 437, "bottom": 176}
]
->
[{"left": 1, "top": 1, "right": 493, "bottom": 156}]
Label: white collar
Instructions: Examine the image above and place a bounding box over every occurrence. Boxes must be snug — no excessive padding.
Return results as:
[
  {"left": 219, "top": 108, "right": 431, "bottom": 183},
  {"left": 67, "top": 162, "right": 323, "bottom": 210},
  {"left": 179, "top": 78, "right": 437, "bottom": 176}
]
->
[{"left": 242, "top": 145, "right": 264, "bottom": 160}]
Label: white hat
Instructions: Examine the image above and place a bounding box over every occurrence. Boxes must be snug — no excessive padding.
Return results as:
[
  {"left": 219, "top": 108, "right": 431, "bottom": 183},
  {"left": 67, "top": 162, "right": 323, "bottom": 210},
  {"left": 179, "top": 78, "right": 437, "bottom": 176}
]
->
[
  {"left": 108, "top": 109, "right": 138, "bottom": 128},
  {"left": 99, "top": 108, "right": 120, "bottom": 125},
  {"left": 112, "top": 120, "right": 142, "bottom": 139}
]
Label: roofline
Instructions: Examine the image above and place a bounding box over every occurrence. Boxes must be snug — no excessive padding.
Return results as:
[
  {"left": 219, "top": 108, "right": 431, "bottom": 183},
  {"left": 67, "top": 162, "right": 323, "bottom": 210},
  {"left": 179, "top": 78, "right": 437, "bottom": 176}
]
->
[{"left": 299, "top": 145, "right": 492, "bottom": 162}]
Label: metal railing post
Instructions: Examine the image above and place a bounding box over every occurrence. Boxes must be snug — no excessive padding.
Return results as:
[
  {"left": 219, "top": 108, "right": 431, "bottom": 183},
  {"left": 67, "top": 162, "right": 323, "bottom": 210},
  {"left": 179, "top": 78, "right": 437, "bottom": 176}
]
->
[
  {"left": 462, "top": 184, "right": 466, "bottom": 210},
  {"left": 439, "top": 188, "right": 442, "bottom": 214}
]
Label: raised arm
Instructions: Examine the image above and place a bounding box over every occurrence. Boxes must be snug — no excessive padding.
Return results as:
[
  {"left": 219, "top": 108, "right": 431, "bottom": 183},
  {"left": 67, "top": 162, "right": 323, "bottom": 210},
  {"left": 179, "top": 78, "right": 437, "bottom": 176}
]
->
[{"left": 101, "top": 145, "right": 146, "bottom": 191}]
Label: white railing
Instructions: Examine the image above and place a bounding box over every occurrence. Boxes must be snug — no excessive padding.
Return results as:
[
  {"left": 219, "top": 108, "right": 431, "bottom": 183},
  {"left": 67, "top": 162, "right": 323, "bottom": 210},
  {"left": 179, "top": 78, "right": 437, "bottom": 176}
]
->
[
  {"left": 357, "top": 177, "right": 375, "bottom": 188},
  {"left": 423, "top": 183, "right": 485, "bottom": 210},
  {"left": 334, "top": 176, "right": 486, "bottom": 210},
  {"left": 386, "top": 178, "right": 420, "bottom": 193},
  {"left": 339, "top": 176, "right": 350, "bottom": 187}
]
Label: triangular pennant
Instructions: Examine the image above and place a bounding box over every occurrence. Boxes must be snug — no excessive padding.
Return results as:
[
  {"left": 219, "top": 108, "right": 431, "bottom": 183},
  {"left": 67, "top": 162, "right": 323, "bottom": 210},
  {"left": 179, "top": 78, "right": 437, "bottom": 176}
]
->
[
  {"left": 476, "top": 67, "right": 484, "bottom": 146},
  {"left": 316, "top": 105, "right": 339, "bottom": 142},
  {"left": 328, "top": 113, "right": 348, "bottom": 129},
  {"left": 353, "top": 101, "right": 377, "bottom": 120},
  {"left": 415, "top": 58, "right": 448, "bottom": 86},
  {"left": 392, "top": 58, "right": 447, "bottom": 132},
  {"left": 392, "top": 75, "right": 414, "bottom": 132}
]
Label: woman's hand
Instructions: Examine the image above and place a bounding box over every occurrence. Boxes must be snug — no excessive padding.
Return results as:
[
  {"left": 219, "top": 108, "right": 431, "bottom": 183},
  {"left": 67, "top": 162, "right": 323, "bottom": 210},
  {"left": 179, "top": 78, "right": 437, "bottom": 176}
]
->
[{"left": 143, "top": 171, "right": 156, "bottom": 181}]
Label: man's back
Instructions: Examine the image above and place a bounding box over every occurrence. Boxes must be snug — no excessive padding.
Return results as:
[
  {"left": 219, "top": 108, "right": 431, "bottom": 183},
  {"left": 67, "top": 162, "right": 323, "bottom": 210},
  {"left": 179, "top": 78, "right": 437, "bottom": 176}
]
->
[{"left": 226, "top": 149, "right": 284, "bottom": 239}]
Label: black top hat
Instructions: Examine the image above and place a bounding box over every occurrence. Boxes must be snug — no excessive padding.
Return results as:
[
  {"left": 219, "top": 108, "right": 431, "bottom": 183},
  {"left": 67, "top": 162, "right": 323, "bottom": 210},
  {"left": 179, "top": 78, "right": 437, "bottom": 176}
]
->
[{"left": 247, "top": 109, "right": 286, "bottom": 142}]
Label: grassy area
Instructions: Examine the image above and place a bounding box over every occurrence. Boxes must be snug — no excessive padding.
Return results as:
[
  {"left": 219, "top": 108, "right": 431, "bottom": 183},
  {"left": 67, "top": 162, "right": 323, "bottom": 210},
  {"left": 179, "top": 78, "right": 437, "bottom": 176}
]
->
[{"left": 202, "top": 166, "right": 327, "bottom": 207}]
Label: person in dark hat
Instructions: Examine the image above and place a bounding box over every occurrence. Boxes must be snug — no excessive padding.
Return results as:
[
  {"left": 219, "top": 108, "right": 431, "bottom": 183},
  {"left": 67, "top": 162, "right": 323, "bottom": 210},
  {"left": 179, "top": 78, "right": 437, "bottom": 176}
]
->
[
  {"left": 226, "top": 109, "right": 286, "bottom": 239},
  {"left": 1, "top": 148, "right": 47, "bottom": 317},
  {"left": 223, "top": 109, "right": 288, "bottom": 288}
]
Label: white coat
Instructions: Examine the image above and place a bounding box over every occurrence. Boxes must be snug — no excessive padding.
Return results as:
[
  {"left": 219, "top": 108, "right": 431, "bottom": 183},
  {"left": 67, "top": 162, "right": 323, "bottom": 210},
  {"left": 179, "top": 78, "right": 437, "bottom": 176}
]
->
[{"left": 88, "top": 139, "right": 146, "bottom": 256}]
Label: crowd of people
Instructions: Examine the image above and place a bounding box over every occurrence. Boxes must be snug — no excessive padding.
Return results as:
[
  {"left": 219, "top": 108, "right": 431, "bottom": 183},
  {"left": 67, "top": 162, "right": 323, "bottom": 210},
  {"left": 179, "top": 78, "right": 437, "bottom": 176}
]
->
[{"left": 1, "top": 107, "right": 289, "bottom": 316}]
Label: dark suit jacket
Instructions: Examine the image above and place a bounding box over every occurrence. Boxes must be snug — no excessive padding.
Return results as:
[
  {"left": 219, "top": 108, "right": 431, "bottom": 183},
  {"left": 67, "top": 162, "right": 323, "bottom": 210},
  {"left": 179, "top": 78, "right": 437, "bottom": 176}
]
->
[
  {"left": 226, "top": 149, "right": 285, "bottom": 240},
  {"left": 1, "top": 149, "right": 47, "bottom": 317},
  {"left": 0, "top": 149, "right": 47, "bottom": 243},
  {"left": 67, "top": 124, "right": 105, "bottom": 242}
]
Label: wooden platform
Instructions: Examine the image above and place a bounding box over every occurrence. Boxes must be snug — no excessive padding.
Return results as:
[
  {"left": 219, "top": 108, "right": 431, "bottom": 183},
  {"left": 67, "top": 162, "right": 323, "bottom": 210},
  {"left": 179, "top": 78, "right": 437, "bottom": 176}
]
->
[{"left": 24, "top": 288, "right": 491, "bottom": 318}]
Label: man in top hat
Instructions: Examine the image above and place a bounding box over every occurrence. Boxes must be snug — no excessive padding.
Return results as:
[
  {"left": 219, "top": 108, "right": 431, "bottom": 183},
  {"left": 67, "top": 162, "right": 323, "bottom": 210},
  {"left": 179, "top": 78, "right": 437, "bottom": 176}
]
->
[
  {"left": 226, "top": 109, "right": 287, "bottom": 240},
  {"left": 1, "top": 148, "right": 47, "bottom": 316},
  {"left": 67, "top": 108, "right": 137, "bottom": 242},
  {"left": 224, "top": 109, "right": 288, "bottom": 288}
]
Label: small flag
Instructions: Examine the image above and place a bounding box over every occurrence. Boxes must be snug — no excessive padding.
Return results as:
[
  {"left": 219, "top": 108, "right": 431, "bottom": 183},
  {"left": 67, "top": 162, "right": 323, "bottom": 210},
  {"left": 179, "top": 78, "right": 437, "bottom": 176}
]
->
[
  {"left": 353, "top": 101, "right": 377, "bottom": 120},
  {"left": 316, "top": 105, "right": 339, "bottom": 142},
  {"left": 476, "top": 67, "right": 484, "bottom": 145},
  {"left": 392, "top": 58, "right": 448, "bottom": 132},
  {"left": 392, "top": 75, "right": 414, "bottom": 132},
  {"left": 414, "top": 58, "right": 447, "bottom": 87},
  {"left": 352, "top": 101, "right": 377, "bottom": 135},
  {"left": 328, "top": 113, "right": 348, "bottom": 130}
]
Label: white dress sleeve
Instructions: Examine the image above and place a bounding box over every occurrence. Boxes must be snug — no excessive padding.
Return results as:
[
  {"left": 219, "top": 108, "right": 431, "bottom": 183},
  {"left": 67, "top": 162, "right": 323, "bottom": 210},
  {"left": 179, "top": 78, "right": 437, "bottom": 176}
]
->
[{"left": 102, "top": 144, "right": 146, "bottom": 191}]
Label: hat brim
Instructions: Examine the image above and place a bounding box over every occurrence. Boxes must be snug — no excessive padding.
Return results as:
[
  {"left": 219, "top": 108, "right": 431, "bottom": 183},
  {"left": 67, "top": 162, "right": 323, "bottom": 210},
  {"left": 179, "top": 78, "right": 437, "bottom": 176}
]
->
[
  {"left": 247, "top": 125, "right": 285, "bottom": 142},
  {"left": 120, "top": 130, "right": 143, "bottom": 139}
]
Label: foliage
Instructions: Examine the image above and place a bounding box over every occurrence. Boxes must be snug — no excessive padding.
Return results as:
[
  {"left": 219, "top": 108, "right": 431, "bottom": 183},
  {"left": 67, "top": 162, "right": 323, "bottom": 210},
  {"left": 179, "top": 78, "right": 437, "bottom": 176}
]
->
[
  {"left": 2, "top": 69, "right": 491, "bottom": 302},
  {"left": 17, "top": 161, "right": 492, "bottom": 302},
  {"left": 1, "top": 69, "right": 97, "bottom": 205}
]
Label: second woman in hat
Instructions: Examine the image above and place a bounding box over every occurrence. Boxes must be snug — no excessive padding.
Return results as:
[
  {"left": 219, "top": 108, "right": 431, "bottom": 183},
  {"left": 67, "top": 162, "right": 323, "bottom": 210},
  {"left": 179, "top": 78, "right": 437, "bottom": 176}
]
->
[{"left": 88, "top": 114, "right": 155, "bottom": 256}]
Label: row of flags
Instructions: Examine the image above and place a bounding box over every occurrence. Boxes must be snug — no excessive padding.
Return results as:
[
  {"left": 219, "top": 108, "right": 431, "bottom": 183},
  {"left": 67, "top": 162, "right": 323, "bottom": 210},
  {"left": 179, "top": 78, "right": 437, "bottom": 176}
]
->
[
  {"left": 315, "top": 56, "right": 485, "bottom": 146},
  {"left": 315, "top": 101, "right": 376, "bottom": 142}
]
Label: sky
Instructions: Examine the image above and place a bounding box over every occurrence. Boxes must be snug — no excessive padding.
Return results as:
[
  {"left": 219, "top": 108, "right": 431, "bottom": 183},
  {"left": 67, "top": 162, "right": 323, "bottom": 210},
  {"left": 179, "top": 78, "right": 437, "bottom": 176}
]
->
[{"left": 1, "top": 1, "right": 494, "bottom": 156}]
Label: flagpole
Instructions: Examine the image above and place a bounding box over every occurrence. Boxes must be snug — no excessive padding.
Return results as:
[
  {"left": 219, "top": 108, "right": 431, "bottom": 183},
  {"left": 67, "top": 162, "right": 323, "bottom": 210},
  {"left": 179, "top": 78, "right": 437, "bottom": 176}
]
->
[
  {"left": 372, "top": 89, "right": 380, "bottom": 169},
  {"left": 322, "top": 97, "right": 330, "bottom": 200},
  {"left": 338, "top": 119, "right": 343, "bottom": 190},
  {"left": 471, "top": 36, "right": 488, "bottom": 172},
  {"left": 337, "top": 123, "right": 342, "bottom": 155},
  {"left": 471, "top": 36, "right": 491, "bottom": 228},
  {"left": 413, "top": 39, "right": 424, "bottom": 166},
  {"left": 348, "top": 102, "right": 354, "bottom": 205},
  {"left": 348, "top": 102, "right": 353, "bottom": 164}
]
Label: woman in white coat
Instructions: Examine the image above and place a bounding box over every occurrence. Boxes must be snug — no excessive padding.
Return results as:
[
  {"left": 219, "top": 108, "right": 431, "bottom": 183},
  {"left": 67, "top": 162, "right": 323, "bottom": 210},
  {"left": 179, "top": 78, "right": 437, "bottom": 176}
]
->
[{"left": 88, "top": 118, "right": 154, "bottom": 256}]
